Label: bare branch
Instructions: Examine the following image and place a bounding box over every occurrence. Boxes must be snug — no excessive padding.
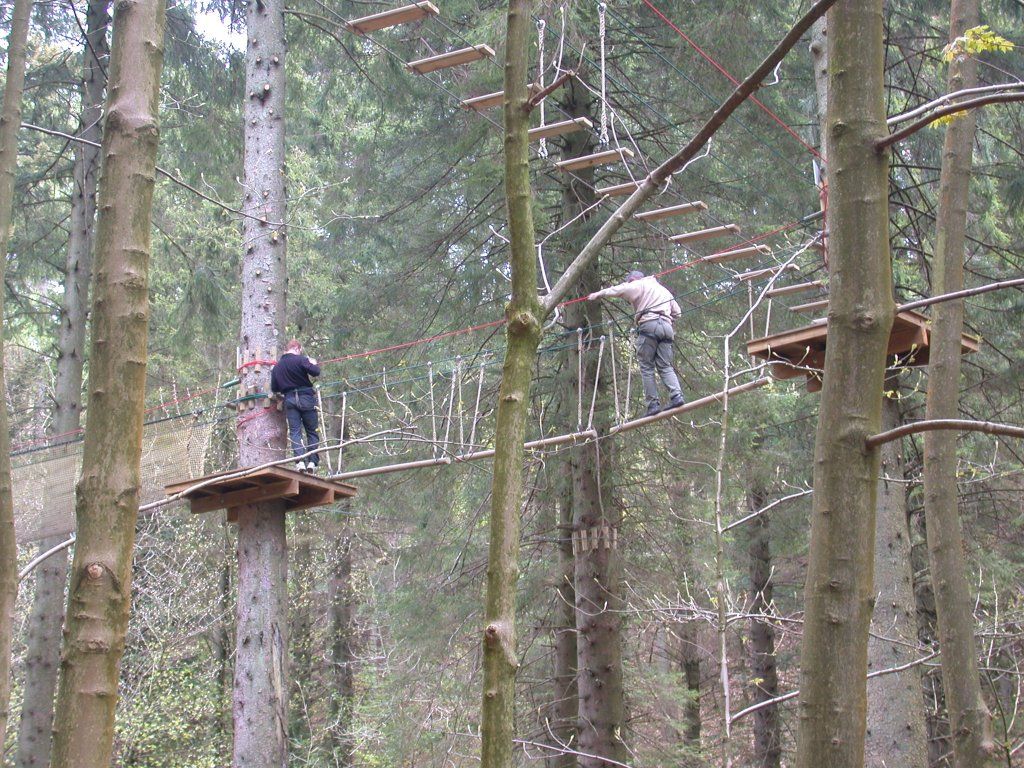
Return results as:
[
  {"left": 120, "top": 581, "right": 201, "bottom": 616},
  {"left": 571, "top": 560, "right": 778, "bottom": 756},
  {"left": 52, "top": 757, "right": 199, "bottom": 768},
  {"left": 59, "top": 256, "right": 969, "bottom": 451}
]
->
[
  {"left": 897, "top": 277, "right": 1024, "bottom": 313},
  {"left": 878, "top": 93, "right": 1024, "bottom": 150},
  {"left": 866, "top": 419, "right": 1024, "bottom": 449},
  {"left": 887, "top": 83, "right": 1024, "bottom": 125}
]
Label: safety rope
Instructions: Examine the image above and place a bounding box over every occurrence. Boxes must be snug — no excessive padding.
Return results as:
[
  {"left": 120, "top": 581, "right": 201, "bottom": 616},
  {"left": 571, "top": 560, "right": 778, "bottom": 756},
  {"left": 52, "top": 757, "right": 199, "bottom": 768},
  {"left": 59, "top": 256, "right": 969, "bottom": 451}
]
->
[
  {"left": 598, "top": 2, "right": 609, "bottom": 145},
  {"left": 537, "top": 19, "right": 548, "bottom": 158}
]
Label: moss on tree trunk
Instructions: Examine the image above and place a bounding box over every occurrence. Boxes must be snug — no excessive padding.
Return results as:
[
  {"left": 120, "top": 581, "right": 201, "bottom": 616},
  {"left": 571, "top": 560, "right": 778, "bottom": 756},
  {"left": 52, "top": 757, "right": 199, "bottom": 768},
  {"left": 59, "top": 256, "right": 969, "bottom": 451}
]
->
[
  {"left": 794, "top": 1, "right": 894, "bottom": 765},
  {"left": 49, "top": 0, "right": 167, "bottom": 763}
]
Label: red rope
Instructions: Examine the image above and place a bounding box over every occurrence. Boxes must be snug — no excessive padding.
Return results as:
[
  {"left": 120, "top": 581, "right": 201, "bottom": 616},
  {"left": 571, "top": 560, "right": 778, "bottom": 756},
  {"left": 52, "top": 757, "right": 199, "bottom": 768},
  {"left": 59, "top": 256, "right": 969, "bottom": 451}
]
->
[
  {"left": 638, "top": 0, "right": 822, "bottom": 160},
  {"left": 237, "top": 359, "right": 278, "bottom": 370},
  {"left": 320, "top": 319, "right": 507, "bottom": 364}
]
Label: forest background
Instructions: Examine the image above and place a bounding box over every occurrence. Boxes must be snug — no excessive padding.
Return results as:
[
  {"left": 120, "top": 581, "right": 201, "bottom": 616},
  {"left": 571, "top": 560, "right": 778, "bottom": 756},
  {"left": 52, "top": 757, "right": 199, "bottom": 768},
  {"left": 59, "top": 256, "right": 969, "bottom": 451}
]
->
[{"left": 1, "top": 0, "right": 1023, "bottom": 765}]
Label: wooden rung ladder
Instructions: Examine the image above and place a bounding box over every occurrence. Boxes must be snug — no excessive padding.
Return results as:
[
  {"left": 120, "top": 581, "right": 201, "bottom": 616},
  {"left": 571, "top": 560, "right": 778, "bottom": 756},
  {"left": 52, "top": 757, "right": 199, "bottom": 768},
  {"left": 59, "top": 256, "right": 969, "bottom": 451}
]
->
[
  {"left": 407, "top": 44, "right": 495, "bottom": 75},
  {"left": 701, "top": 244, "right": 771, "bottom": 264},
  {"left": 347, "top": 1, "right": 439, "bottom": 34},
  {"left": 669, "top": 223, "right": 739, "bottom": 245},
  {"left": 635, "top": 201, "right": 707, "bottom": 222},
  {"left": 765, "top": 280, "right": 825, "bottom": 298},
  {"left": 596, "top": 180, "right": 639, "bottom": 197},
  {"left": 529, "top": 117, "right": 592, "bottom": 141},
  {"left": 555, "top": 147, "right": 634, "bottom": 172},
  {"left": 790, "top": 298, "right": 829, "bottom": 313},
  {"left": 735, "top": 264, "right": 799, "bottom": 282}
]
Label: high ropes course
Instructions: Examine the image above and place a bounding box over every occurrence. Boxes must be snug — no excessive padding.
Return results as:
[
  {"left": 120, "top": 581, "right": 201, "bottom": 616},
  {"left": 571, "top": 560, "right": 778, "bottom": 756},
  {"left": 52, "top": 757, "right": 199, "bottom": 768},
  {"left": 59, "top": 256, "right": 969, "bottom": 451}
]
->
[{"left": 14, "top": 0, "right": 944, "bottom": 548}]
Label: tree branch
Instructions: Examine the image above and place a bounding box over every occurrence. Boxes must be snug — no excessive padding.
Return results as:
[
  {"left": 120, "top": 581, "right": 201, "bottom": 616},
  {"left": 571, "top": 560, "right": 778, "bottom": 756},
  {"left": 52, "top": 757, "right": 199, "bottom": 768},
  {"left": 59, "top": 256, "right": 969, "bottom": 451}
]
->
[
  {"left": 887, "top": 83, "right": 1024, "bottom": 125},
  {"left": 877, "top": 93, "right": 1024, "bottom": 150},
  {"left": 540, "top": 0, "right": 841, "bottom": 315},
  {"left": 897, "top": 277, "right": 1024, "bottom": 313},
  {"left": 865, "top": 419, "right": 1024, "bottom": 449}
]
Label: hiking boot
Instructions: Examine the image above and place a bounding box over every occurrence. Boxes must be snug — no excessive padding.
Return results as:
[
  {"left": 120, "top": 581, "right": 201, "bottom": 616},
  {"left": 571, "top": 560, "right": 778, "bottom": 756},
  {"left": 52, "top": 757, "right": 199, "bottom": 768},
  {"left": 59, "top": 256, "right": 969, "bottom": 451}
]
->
[
  {"left": 295, "top": 460, "right": 307, "bottom": 471},
  {"left": 667, "top": 394, "right": 686, "bottom": 410},
  {"left": 645, "top": 400, "right": 662, "bottom": 417}
]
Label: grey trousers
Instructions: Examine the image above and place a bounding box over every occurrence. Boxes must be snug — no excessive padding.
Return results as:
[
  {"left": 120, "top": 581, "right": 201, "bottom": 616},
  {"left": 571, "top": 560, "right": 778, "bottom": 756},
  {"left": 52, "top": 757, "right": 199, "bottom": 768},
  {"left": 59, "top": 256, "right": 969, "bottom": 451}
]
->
[{"left": 636, "top": 318, "right": 683, "bottom": 407}]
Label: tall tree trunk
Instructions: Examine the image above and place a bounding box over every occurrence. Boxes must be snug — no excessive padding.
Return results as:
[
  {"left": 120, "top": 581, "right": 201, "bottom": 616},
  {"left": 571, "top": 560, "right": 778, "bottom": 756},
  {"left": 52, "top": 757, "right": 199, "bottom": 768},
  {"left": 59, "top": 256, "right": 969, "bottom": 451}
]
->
[
  {"left": 923, "top": 0, "right": 997, "bottom": 764},
  {"left": 866, "top": 397, "right": 928, "bottom": 767},
  {"left": 328, "top": 524, "right": 355, "bottom": 766},
  {"left": 15, "top": 3, "right": 109, "bottom": 764},
  {"left": 548, "top": 492, "right": 577, "bottom": 768},
  {"left": 552, "top": 79, "right": 627, "bottom": 768},
  {"left": 232, "top": 0, "right": 290, "bottom": 760},
  {"left": 678, "top": 621, "right": 701, "bottom": 755},
  {"left": 912, "top": 510, "right": 953, "bottom": 766},
  {"left": 794, "top": 1, "right": 894, "bottom": 765},
  {"left": 0, "top": 0, "right": 33, "bottom": 742},
  {"left": 747, "top": 489, "right": 780, "bottom": 768},
  {"left": 49, "top": 0, "right": 167, "bottom": 762},
  {"left": 479, "top": 0, "right": 542, "bottom": 763}
]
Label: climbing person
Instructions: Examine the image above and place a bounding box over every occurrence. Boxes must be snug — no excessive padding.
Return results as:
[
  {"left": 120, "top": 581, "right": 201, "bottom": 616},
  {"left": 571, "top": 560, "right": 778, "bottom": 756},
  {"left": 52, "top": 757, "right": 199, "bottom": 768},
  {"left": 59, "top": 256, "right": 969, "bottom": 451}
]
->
[
  {"left": 587, "top": 269, "right": 686, "bottom": 417},
  {"left": 271, "top": 339, "right": 322, "bottom": 472}
]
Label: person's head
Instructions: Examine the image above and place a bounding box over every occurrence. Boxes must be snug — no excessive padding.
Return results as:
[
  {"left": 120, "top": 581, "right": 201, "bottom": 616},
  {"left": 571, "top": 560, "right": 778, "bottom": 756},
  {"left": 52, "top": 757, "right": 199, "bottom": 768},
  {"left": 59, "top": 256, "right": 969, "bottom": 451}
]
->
[
  {"left": 626, "top": 269, "right": 645, "bottom": 282},
  {"left": 285, "top": 339, "right": 303, "bottom": 354}
]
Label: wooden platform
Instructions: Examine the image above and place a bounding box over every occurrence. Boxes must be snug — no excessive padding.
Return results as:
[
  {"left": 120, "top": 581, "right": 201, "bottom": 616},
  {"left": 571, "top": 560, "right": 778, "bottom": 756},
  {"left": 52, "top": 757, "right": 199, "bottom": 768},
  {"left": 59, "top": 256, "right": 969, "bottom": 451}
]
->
[
  {"left": 346, "top": 1, "right": 438, "bottom": 34},
  {"left": 406, "top": 44, "right": 494, "bottom": 75},
  {"left": 747, "top": 309, "right": 980, "bottom": 392},
  {"left": 165, "top": 466, "right": 357, "bottom": 521}
]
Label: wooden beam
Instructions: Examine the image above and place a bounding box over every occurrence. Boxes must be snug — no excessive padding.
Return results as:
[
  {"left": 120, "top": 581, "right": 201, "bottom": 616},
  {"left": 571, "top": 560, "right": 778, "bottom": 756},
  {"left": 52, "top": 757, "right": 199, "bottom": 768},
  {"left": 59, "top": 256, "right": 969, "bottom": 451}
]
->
[
  {"left": 634, "top": 201, "right": 708, "bottom": 222},
  {"left": 669, "top": 223, "right": 740, "bottom": 245},
  {"left": 765, "top": 280, "right": 825, "bottom": 298},
  {"left": 406, "top": 44, "right": 495, "bottom": 75},
  {"left": 596, "top": 180, "right": 638, "bottom": 197},
  {"left": 347, "top": 1, "right": 439, "bottom": 34},
  {"left": 700, "top": 244, "right": 771, "bottom": 264},
  {"left": 287, "top": 487, "right": 336, "bottom": 512},
  {"left": 461, "top": 90, "right": 503, "bottom": 110},
  {"left": 528, "top": 117, "right": 592, "bottom": 141},
  {"left": 191, "top": 478, "right": 300, "bottom": 514},
  {"left": 790, "top": 298, "right": 830, "bottom": 313},
  {"left": 735, "top": 264, "right": 799, "bottom": 282},
  {"left": 554, "top": 147, "right": 634, "bottom": 173}
]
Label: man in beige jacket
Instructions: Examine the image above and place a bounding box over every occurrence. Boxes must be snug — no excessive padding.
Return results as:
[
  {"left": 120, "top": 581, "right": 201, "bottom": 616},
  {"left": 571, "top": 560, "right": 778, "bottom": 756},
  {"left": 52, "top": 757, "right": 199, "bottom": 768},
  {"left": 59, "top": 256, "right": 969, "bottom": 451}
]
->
[{"left": 587, "top": 270, "right": 685, "bottom": 417}]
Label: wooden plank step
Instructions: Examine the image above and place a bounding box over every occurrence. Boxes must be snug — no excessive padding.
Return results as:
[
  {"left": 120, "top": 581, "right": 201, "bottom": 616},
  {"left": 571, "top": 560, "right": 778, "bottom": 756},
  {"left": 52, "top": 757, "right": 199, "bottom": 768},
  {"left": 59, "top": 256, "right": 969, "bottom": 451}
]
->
[
  {"left": 596, "top": 180, "right": 638, "bottom": 197},
  {"left": 347, "top": 1, "right": 438, "bottom": 34},
  {"left": 461, "top": 90, "right": 503, "bottom": 110},
  {"left": 735, "top": 264, "right": 799, "bottom": 282},
  {"left": 670, "top": 224, "right": 739, "bottom": 245},
  {"left": 406, "top": 44, "right": 495, "bottom": 75},
  {"left": 765, "top": 280, "right": 825, "bottom": 298},
  {"left": 635, "top": 201, "right": 707, "bottom": 222},
  {"left": 790, "top": 298, "right": 829, "bottom": 313},
  {"left": 555, "top": 147, "right": 634, "bottom": 173},
  {"left": 700, "top": 244, "right": 771, "bottom": 264},
  {"left": 529, "top": 117, "right": 592, "bottom": 141}
]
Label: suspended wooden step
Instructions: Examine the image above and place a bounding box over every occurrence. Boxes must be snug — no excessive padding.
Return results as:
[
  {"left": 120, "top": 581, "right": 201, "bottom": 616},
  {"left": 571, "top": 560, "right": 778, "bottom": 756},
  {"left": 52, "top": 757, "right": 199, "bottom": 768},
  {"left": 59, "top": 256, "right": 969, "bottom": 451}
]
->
[
  {"left": 460, "top": 83, "right": 542, "bottom": 111},
  {"left": 165, "top": 466, "right": 357, "bottom": 523},
  {"left": 596, "top": 180, "right": 639, "bottom": 197},
  {"left": 635, "top": 201, "right": 707, "bottom": 222},
  {"left": 461, "top": 91, "right": 503, "bottom": 110},
  {"left": 529, "top": 117, "right": 593, "bottom": 141},
  {"left": 407, "top": 44, "right": 495, "bottom": 75},
  {"left": 701, "top": 244, "right": 771, "bottom": 264},
  {"left": 735, "top": 264, "right": 798, "bottom": 282},
  {"left": 347, "top": 1, "right": 438, "bottom": 34},
  {"left": 790, "top": 298, "right": 829, "bottom": 313},
  {"left": 555, "top": 147, "right": 634, "bottom": 173},
  {"left": 670, "top": 223, "right": 739, "bottom": 245},
  {"left": 765, "top": 280, "right": 825, "bottom": 298},
  {"left": 746, "top": 309, "right": 980, "bottom": 393}
]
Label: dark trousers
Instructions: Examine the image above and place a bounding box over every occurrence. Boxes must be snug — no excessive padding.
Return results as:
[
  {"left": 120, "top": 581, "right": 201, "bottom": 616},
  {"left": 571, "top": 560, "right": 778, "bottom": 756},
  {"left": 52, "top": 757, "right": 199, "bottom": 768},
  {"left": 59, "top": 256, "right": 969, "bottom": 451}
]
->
[
  {"left": 636, "top": 318, "right": 683, "bottom": 407},
  {"left": 284, "top": 388, "right": 320, "bottom": 466}
]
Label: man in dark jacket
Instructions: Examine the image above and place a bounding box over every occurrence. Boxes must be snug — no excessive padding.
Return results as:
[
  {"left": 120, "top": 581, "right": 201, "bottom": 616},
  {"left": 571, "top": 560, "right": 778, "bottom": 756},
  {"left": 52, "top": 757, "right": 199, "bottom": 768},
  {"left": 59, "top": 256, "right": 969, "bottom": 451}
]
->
[{"left": 271, "top": 339, "right": 322, "bottom": 471}]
